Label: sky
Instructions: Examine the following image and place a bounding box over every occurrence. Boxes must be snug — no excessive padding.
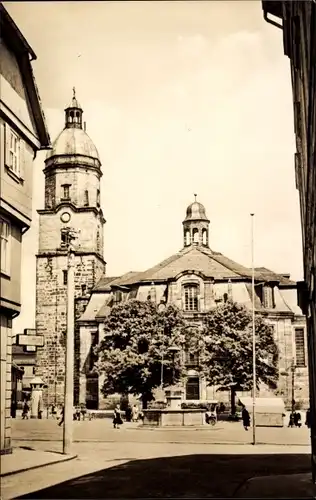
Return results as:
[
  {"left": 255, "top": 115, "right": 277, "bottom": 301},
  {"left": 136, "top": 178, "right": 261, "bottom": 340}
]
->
[{"left": 4, "top": 1, "right": 303, "bottom": 333}]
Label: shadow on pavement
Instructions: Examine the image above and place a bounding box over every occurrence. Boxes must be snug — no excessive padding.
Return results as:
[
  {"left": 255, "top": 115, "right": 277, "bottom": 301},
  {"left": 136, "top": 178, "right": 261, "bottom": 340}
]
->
[{"left": 18, "top": 453, "right": 311, "bottom": 499}]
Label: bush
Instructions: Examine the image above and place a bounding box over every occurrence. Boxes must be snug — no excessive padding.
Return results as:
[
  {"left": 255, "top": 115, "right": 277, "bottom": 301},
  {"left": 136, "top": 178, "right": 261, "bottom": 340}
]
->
[
  {"left": 100, "top": 396, "right": 121, "bottom": 410},
  {"left": 148, "top": 401, "right": 167, "bottom": 409},
  {"left": 181, "top": 402, "right": 208, "bottom": 410}
]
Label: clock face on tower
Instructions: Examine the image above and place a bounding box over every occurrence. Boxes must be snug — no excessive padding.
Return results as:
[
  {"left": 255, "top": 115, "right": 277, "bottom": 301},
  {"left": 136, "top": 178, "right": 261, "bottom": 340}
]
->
[{"left": 60, "top": 212, "right": 71, "bottom": 223}]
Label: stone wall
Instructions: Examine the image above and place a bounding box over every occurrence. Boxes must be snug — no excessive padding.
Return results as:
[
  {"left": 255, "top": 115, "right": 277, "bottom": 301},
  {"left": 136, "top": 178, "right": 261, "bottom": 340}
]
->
[
  {"left": 44, "top": 166, "right": 101, "bottom": 209},
  {"left": 38, "top": 210, "right": 105, "bottom": 257},
  {"left": 35, "top": 252, "right": 105, "bottom": 407}
]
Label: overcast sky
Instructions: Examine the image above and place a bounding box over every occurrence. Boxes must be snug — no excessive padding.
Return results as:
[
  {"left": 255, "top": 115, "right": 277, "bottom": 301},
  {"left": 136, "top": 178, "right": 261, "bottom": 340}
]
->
[{"left": 5, "top": 1, "right": 303, "bottom": 333}]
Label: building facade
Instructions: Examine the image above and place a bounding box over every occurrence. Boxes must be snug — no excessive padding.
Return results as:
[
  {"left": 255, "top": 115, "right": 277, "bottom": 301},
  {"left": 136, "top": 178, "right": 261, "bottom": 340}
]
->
[
  {"left": 0, "top": 4, "right": 50, "bottom": 454},
  {"left": 34, "top": 98, "right": 309, "bottom": 413},
  {"left": 35, "top": 91, "right": 106, "bottom": 408},
  {"left": 78, "top": 200, "right": 308, "bottom": 409},
  {"left": 262, "top": 0, "right": 316, "bottom": 480}
]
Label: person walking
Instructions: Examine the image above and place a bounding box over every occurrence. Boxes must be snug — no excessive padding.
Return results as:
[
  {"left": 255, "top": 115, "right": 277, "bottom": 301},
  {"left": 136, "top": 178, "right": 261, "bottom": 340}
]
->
[
  {"left": 288, "top": 412, "right": 295, "bottom": 428},
  {"left": 22, "top": 400, "right": 29, "bottom": 419},
  {"left": 113, "top": 405, "right": 123, "bottom": 429},
  {"left": 131, "top": 404, "right": 139, "bottom": 422},
  {"left": 58, "top": 405, "right": 64, "bottom": 426},
  {"left": 241, "top": 405, "right": 250, "bottom": 431},
  {"left": 294, "top": 411, "right": 302, "bottom": 428},
  {"left": 51, "top": 404, "right": 57, "bottom": 419}
]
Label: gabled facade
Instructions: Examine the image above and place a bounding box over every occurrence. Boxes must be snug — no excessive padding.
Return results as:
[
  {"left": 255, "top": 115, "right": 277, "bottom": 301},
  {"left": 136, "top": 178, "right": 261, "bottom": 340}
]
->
[
  {"left": 0, "top": 3, "right": 50, "bottom": 454},
  {"left": 79, "top": 200, "right": 308, "bottom": 410},
  {"left": 262, "top": 0, "right": 316, "bottom": 480}
]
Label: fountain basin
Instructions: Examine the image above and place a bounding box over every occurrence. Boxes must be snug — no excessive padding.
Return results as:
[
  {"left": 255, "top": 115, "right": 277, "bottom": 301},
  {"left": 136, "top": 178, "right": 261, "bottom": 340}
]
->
[{"left": 142, "top": 408, "right": 206, "bottom": 427}]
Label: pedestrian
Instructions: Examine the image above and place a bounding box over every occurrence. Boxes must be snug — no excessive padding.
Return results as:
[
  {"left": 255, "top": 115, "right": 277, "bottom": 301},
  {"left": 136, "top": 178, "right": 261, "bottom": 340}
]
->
[
  {"left": 125, "top": 404, "right": 132, "bottom": 422},
  {"left": 241, "top": 405, "right": 250, "bottom": 431},
  {"left": 113, "top": 405, "right": 123, "bottom": 429},
  {"left": 132, "top": 404, "right": 139, "bottom": 422},
  {"left": 51, "top": 404, "right": 57, "bottom": 419},
  {"left": 74, "top": 406, "right": 81, "bottom": 421},
  {"left": 288, "top": 412, "right": 295, "bottom": 427},
  {"left": 22, "top": 400, "right": 29, "bottom": 419},
  {"left": 305, "top": 408, "right": 311, "bottom": 428},
  {"left": 80, "top": 403, "right": 87, "bottom": 421},
  {"left": 58, "top": 405, "right": 64, "bottom": 426},
  {"left": 11, "top": 400, "right": 17, "bottom": 418},
  {"left": 294, "top": 411, "right": 302, "bottom": 428}
]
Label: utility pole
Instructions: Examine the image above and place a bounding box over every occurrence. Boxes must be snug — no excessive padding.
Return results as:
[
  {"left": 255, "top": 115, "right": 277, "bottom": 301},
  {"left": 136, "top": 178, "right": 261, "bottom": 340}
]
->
[
  {"left": 291, "top": 358, "right": 296, "bottom": 415},
  {"left": 251, "top": 213, "right": 256, "bottom": 446},
  {"left": 62, "top": 228, "right": 77, "bottom": 455}
]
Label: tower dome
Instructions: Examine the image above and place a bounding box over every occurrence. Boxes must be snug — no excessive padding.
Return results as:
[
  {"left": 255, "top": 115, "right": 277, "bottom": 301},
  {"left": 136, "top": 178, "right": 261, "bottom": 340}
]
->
[
  {"left": 46, "top": 87, "right": 100, "bottom": 164},
  {"left": 183, "top": 195, "right": 210, "bottom": 248},
  {"left": 184, "top": 200, "right": 209, "bottom": 222},
  {"left": 46, "top": 127, "right": 100, "bottom": 161}
]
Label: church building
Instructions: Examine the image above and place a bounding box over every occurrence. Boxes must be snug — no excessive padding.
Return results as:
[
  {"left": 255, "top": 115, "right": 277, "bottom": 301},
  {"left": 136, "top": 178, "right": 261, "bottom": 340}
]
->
[{"left": 35, "top": 94, "right": 309, "bottom": 411}]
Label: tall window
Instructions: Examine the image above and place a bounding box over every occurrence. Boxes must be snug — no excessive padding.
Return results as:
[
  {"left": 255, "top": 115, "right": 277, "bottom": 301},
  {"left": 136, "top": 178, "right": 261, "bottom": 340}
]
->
[
  {"left": 184, "top": 284, "right": 199, "bottom": 312},
  {"left": 61, "top": 184, "right": 71, "bottom": 200},
  {"left": 63, "top": 270, "right": 68, "bottom": 285},
  {"left": 295, "top": 328, "right": 306, "bottom": 367},
  {"left": 0, "top": 219, "right": 11, "bottom": 275},
  {"left": 84, "top": 190, "right": 89, "bottom": 206},
  {"left": 7, "top": 127, "right": 20, "bottom": 177},
  {"left": 89, "top": 331, "right": 99, "bottom": 371},
  {"left": 96, "top": 189, "right": 100, "bottom": 207}
]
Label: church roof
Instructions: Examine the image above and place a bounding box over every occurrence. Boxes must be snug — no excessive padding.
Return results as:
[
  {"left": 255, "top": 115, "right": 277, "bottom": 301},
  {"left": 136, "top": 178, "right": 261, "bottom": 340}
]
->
[
  {"left": 46, "top": 127, "right": 100, "bottom": 161},
  {"left": 93, "top": 272, "right": 141, "bottom": 292},
  {"left": 111, "top": 246, "right": 295, "bottom": 286}
]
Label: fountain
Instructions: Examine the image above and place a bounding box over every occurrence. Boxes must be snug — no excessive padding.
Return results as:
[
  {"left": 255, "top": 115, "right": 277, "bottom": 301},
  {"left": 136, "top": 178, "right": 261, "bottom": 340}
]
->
[{"left": 142, "top": 385, "right": 206, "bottom": 427}]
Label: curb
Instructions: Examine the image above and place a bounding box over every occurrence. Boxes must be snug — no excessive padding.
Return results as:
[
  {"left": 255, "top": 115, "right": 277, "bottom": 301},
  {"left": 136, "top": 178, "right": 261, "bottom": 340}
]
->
[
  {"left": 1, "top": 451, "right": 78, "bottom": 478},
  {"left": 12, "top": 437, "right": 311, "bottom": 447}
]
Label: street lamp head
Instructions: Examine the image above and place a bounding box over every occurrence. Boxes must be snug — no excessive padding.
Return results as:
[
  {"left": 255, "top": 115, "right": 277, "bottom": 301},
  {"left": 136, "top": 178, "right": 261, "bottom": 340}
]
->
[
  {"left": 168, "top": 346, "right": 181, "bottom": 354},
  {"left": 157, "top": 302, "right": 166, "bottom": 313}
]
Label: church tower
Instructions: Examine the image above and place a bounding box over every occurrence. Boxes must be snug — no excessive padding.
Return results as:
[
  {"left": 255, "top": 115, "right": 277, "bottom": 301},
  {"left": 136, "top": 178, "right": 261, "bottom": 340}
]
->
[
  {"left": 183, "top": 195, "right": 210, "bottom": 247},
  {"left": 35, "top": 89, "right": 106, "bottom": 406}
]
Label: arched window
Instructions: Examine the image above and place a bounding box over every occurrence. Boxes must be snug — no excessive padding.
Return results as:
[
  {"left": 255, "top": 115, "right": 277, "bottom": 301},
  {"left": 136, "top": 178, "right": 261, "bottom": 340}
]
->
[
  {"left": 193, "top": 228, "right": 199, "bottom": 243},
  {"left": 185, "top": 230, "right": 190, "bottom": 246},
  {"left": 202, "top": 229, "right": 207, "bottom": 245},
  {"left": 184, "top": 284, "right": 199, "bottom": 311}
]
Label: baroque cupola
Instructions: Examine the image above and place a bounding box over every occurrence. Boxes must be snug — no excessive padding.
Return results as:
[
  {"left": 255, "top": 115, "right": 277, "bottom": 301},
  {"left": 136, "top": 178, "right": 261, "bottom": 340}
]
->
[
  {"left": 65, "top": 87, "right": 83, "bottom": 129},
  {"left": 183, "top": 194, "right": 210, "bottom": 247},
  {"left": 45, "top": 87, "right": 100, "bottom": 166}
]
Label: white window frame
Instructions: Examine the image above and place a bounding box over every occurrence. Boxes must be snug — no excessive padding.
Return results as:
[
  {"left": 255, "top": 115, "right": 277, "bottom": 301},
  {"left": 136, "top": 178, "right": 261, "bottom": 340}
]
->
[
  {"left": 294, "top": 327, "right": 306, "bottom": 367},
  {"left": 183, "top": 284, "right": 199, "bottom": 312},
  {"left": 0, "top": 218, "right": 11, "bottom": 275},
  {"left": 7, "top": 127, "right": 20, "bottom": 177}
]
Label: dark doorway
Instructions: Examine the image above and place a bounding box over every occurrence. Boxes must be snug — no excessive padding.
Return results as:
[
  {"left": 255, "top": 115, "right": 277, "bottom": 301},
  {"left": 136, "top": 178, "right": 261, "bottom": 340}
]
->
[
  {"left": 86, "top": 376, "right": 99, "bottom": 409},
  {"left": 186, "top": 377, "right": 200, "bottom": 400}
]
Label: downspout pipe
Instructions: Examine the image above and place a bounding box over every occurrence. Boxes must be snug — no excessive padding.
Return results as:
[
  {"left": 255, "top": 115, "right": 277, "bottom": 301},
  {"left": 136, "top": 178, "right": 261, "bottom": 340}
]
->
[{"left": 263, "top": 11, "right": 283, "bottom": 30}]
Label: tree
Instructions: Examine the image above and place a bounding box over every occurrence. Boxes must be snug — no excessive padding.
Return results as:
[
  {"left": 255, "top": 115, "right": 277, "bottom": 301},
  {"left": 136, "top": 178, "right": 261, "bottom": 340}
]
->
[
  {"left": 96, "top": 300, "right": 189, "bottom": 408},
  {"left": 202, "top": 301, "right": 278, "bottom": 414}
]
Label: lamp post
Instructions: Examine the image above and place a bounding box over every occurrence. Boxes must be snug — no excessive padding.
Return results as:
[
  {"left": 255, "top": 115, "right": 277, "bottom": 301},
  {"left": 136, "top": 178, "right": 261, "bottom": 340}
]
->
[
  {"left": 251, "top": 213, "right": 256, "bottom": 446},
  {"left": 168, "top": 345, "right": 181, "bottom": 384},
  {"left": 291, "top": 359, "right": 296, "bottom": 415},
  {"left": 157, "top": 302, "right": 166, "bottom": 389},
  {"left": 62, "top": 228, "right": 77, "bottom": 455}
]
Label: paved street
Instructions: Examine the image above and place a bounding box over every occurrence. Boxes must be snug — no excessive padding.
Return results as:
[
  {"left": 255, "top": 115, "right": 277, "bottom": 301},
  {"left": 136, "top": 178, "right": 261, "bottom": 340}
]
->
[
  {"left": 11, "top": 417, "right": 311, "bottom": 447},
  {"left": 0, "top": 418, "right": 312, "bottom": 499}
]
